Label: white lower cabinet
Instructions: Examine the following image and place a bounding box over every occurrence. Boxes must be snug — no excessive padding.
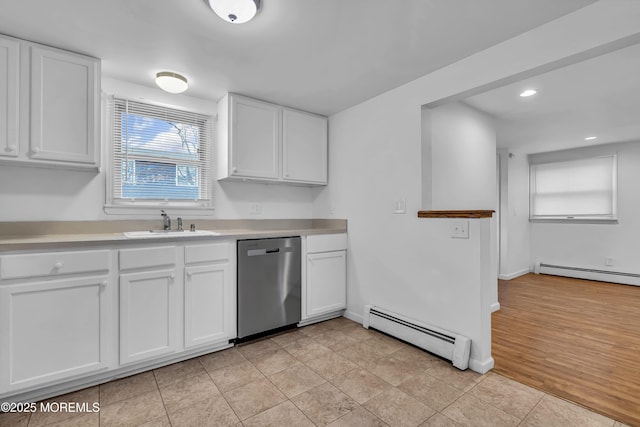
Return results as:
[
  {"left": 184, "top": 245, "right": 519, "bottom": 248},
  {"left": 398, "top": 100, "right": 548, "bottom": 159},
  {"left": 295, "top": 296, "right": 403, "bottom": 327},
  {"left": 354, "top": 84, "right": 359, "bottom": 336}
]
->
[
  {"left": 303, "top": 234, "right": 347, "bottom": 322},
  {"left": 0, "top": 277, "right": 110, "bottom": 393},
  {"left": 119, "top": 268, "right": 179, "bottom": 365},
  {"left": 118, "top": 246, "right": 179, "bottom": 365},
  {"left": 0, "top": 250, "right": 111, "bottom": 394},
  {"left": 306, "top": 251, "right": 347, "bottom": 317},
  {"left": 184, "top": 242, "right": 236, "bottom": 349},
  {"left": 118, "top": 242, "right": 236, "bottom": 366}
]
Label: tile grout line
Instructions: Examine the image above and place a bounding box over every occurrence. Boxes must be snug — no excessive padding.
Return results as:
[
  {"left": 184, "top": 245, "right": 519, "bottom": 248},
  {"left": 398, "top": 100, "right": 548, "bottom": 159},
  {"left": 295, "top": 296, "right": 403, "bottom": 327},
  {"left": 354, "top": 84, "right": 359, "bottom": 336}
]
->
[
  {"left": 516, "top": 392, "right": 546, "bottom": 426},
  {"left": 198, "top": 356, "right": 245, "bottom": 424},
  {"left": 152, "top": 368, "right": 174, "bottom": 427},
  {"left": 297, "top": 325, "right": 398, "bottom": 426},
  {"left": 264, "top": 334, "right": 339, "bottom": 426}
]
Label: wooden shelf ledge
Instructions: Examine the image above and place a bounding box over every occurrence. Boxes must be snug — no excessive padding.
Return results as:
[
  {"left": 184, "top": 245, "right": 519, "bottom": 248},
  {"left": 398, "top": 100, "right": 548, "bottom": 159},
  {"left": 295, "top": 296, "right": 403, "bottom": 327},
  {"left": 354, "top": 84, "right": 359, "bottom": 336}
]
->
[{"left": 417, "top": 210, "right": 495, "bottom": 219}]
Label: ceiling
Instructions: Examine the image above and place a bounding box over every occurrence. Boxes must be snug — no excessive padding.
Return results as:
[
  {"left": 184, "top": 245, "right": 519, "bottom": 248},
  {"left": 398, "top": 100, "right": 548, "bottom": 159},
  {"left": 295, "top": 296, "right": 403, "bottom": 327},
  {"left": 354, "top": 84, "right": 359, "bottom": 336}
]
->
[
  {"left": 0, "top": 0, "right": 595, "bottom": 115},
  {"left": 464, "top": 42, "right": 640, "bottom": 153}
]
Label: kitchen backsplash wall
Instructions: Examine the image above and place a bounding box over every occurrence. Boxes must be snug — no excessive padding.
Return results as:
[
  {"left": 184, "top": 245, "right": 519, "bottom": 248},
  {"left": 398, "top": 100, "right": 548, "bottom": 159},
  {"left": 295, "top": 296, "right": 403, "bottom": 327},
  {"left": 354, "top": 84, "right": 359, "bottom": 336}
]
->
[{"left": 0, "top": 78, "right": 323, "bottom": 222}]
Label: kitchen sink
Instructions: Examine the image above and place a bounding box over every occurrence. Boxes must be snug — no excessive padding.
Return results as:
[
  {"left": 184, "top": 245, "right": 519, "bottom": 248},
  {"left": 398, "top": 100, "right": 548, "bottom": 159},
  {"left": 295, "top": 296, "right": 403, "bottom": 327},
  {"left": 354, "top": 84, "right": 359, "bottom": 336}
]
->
[{"left": 123, "top": 230, "right": 221, "bottom": 239}]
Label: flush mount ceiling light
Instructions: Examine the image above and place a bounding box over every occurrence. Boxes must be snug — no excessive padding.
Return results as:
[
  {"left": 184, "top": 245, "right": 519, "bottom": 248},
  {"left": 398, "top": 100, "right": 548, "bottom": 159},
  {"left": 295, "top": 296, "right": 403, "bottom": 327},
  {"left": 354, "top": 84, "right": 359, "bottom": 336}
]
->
[
  {"left": 585, "top": 136, "right": 598, "bottom": 140},
  {"left": 155, "top": 72, "right": 188, "bottom": 94},
  {"left": 207, "top": 0, "right": 261, "bottom": 24},
  {"left": 519, "top": 89, "right": 537, "bottom": 97}
]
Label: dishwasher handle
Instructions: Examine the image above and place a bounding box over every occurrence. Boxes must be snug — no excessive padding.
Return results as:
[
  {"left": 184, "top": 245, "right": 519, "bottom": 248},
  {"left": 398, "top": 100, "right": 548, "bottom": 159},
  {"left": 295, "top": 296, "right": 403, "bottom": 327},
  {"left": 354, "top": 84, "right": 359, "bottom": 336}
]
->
[{"left": 247, "top": 247, "right": 294, "bottom": 256}]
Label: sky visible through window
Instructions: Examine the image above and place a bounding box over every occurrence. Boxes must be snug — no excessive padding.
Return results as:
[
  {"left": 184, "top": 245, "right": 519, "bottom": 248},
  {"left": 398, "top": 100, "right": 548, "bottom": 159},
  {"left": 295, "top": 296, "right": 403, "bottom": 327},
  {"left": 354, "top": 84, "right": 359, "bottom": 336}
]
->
[{"left": 121, "top": 112, "right": 200, "bottom": 200}]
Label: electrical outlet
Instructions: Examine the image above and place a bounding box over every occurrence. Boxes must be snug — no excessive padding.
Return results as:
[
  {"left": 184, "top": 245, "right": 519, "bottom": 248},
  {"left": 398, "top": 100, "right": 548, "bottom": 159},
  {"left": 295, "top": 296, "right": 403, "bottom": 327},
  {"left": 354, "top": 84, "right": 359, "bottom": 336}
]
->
[
  {"left": 605, "top": 257, "right": 614, "bottom": 266},
  {"left": 249, "top": 203, "right": 262, "bottom": 215},
  {"left": 451, "top": 221, "right": 469, "bottom": 239}
]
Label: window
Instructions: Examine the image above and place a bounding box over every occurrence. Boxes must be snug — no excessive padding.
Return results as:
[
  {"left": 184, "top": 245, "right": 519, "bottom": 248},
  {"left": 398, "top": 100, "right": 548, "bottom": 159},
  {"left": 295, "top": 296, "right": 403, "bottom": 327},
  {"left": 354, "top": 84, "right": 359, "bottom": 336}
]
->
[
  {"left": 106, "top": 97, "right": 212, "bottom": 211},
  {"left": 529, "top": 154, "right": 617, "bottom": 221}
]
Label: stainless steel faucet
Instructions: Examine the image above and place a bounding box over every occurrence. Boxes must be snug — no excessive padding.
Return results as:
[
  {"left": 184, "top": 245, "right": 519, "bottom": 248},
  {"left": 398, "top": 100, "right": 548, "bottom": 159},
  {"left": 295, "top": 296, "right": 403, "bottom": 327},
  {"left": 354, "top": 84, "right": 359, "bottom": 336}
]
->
[
  {"left": 177, "top": 217, "right": 183, "bottom": 231},
  {"left": 160, "top": 210, "right": 171, "bottom": 230}
]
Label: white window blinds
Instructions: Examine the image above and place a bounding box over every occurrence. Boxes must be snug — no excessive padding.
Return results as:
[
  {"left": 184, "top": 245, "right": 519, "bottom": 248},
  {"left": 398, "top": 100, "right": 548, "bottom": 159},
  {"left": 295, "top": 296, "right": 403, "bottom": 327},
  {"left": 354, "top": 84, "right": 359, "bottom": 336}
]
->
[
  {"left": 109, "top": 97, "right": 212, "bottom": 207},
  {"left": 530, "top": 154, "right": 617, "bottom": 220}
]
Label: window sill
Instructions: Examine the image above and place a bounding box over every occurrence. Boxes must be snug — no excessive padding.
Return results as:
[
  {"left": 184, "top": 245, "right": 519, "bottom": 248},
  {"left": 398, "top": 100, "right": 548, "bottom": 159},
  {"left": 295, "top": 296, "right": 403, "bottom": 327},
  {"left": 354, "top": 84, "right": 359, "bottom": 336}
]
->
[
  {"left": 104, "top": 204, "right": 215, "bottom": 216},
  {"left": 529, "top": 217, "right": 618, "bottom": 224}
]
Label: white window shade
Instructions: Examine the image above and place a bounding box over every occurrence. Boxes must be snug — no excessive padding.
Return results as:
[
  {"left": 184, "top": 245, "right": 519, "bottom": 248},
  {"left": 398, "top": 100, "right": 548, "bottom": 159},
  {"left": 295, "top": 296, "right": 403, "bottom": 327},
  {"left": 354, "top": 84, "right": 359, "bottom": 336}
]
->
[
  {"left": 107, "top": 97, "right": 212, "bottom": 209},
  {"left": 530, "top": 154, "right": 617, "bottom": 220}
]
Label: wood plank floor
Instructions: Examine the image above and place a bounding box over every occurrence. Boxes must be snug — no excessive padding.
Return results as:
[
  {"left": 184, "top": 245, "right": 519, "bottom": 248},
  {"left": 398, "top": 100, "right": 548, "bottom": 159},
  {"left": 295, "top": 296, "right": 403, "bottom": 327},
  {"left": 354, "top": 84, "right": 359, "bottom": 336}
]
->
[{"left": 492, "top": 273, "right": 640, "bottom": 427}]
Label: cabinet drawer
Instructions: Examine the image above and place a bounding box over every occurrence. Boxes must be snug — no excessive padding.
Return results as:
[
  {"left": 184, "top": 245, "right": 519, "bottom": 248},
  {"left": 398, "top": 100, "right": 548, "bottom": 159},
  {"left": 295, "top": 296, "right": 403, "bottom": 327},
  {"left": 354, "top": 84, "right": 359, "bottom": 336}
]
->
[
  {"left": 306, "top": 234, "right": 347, "bottom": 253},
  {"left": 0, "top": 250, "right": 110, "bottom": 280},
  {"left": 119, "top": 246, "right": 176, "bottom": 270},
  {"left": 185, "top": 242, "right": 231, "bottom": 264}
]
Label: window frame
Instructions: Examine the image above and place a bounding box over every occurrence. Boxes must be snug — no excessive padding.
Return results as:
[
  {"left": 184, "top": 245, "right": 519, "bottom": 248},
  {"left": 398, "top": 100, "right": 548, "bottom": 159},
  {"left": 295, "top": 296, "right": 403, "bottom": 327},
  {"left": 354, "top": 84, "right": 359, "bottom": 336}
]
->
[
  {"left": 104, "top": 95, "right": 215, "bottom": 215},
  {"left": 529, "top": 153, "right": 618, "bottom": 223}
]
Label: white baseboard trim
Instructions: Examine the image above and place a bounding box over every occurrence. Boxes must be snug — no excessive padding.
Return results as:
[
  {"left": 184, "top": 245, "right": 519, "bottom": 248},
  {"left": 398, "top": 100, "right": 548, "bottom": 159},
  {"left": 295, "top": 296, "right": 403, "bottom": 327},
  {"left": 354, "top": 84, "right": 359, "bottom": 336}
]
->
[
  {"left": 343, "top": 309, "right": 364, "bottom": 325},
  {"left": 536, "top": 263, "right": 640, "bottom": 287},
  {"left": 1, "top": 341, "right": 233, "bottom": 403},
  {"left": 469, "top": 356, "right": 494, "bottom": 374},
  {"left": 490, "top": 302, "right": 500, "bottom": 313},
  {"left": 298, "top": 310, "right": 344, "bottom": 327},
  {"left": 498, "top": 268, "right": 530, "bottom": 280}
]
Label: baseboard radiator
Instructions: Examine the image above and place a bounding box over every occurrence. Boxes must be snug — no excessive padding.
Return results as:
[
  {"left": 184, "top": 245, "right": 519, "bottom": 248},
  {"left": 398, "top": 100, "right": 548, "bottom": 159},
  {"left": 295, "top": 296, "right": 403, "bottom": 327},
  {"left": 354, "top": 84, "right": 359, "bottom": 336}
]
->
[
  {"left": 534, "top": 262, "right": 640, "bottom": 287},
  {"left": 363, "top": 305, "right": 471, "bottom": 370}
]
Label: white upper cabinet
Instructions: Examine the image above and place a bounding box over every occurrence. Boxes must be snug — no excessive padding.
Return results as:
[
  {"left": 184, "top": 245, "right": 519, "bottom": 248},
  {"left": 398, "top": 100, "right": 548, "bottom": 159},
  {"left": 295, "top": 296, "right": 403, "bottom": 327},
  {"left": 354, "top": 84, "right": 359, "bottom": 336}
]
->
[
  {"left": 217, "top": 93, "right": 328, "bottom": 185},
  {"left": 282, "top": 108, "right": 328, "bottom": 184},
  {"left": 29, "top": 45, "right": 99, "bottom": 166},
  {"left": 0, "top": 33, "right": 100, "bottom": 170},
  {"left": 229, "top": 95, "right": 279, "bottom": 179},
  {"left": 0, "top": 36, "right": 19, "bottom": 158}
]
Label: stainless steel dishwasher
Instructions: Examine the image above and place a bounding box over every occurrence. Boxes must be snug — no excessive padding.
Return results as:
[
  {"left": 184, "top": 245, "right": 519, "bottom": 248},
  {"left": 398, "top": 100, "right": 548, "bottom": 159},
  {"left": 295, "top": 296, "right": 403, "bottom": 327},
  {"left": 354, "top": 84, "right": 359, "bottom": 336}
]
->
[{"left": 237, "top": 237, "right": 301, "bottom": 340}]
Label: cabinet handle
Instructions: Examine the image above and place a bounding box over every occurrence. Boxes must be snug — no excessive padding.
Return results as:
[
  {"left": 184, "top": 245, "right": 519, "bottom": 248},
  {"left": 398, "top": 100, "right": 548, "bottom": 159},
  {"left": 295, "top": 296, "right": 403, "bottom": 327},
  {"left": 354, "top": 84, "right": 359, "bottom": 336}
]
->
[
  {"left": 5, "top": 145, "right": 15, "bottom": 152},
  {"left": 232, "top": 167, "right": 237, "bottom": 173},
  {"left": 169, "top": 273, "right": 175, "bottom": 280},
  {"left": 284, "top": 172, "right": 289, "bottom": 178},
  {"left": 186, "top": 271, "right": 192, "bottom": 278},
  {"left": 100, "top": 281, "right": 108, "bottom": 288},
  {"left": 53, "top": 261, "right": 63, "bottom": 269},
  {"left": 32, "top": 147, "right": 41, "bottom": 154}
]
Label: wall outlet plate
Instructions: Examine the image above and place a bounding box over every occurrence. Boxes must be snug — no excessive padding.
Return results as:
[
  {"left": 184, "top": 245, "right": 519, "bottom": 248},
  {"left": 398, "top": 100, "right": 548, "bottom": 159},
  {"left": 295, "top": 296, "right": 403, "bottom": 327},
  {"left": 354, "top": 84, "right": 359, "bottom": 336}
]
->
[
  {"left": 249, "top": 203, "right": 262, "bottom": 215},
  {"left": 451, "top": 221, "right": 469, "bottom": 239}
]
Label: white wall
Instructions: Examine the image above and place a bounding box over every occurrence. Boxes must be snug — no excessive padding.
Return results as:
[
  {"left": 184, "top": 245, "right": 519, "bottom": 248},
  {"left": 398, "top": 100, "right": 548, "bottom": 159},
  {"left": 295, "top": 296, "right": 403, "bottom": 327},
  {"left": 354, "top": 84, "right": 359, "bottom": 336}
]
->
[
  {"left": 0, "top": 78, "right": 319, "bottom": 221},
  {"left": 527, "top": 141, "right": 640, "bottom": 274},
  {"left": 499, "top": 149, "right": 531, "bottom": 279},
  {"left": 429, "top": 102, "right": 497, "bottom": 210},
  {"left": 314, "top": 1, "right": 640, "bottom": 372}
]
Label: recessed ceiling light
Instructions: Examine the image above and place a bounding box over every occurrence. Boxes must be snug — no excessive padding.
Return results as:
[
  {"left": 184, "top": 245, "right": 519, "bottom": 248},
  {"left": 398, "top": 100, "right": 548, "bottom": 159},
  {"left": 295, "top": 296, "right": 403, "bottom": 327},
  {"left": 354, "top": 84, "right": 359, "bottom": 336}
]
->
[
  {"left": 519, "top": 89, "right": 537, "bottom": 97},
  {"left": 585, "top": 136, "right": 597, "bottom": 141},
  {"left": 155, "top": 72, "right": 188, "bottom": 94}
]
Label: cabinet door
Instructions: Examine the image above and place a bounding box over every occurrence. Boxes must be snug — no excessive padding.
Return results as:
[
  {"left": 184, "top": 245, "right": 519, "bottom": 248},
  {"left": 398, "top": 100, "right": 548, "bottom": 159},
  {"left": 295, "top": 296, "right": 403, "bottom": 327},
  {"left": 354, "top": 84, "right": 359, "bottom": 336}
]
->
[
  {"left": 282, "top": 108, "right": 327, "bottom": 184},
  {"left": 0, "top": 276, "right": 109, "bottom": 393},
  {"left": 306, "top": 251, "right": 346, "bottom": 318},
  {"left": 230, "top": 95, "right": 279, "bottom": 179},
  {"left": 0, "top": 36, "right": 19, "bottom": 158},
  {"left": 119, "top": 269, "right": 179, "bottom": 365},
  {"left": 29, "top": 45, "right": 99, "bottom": 165},
  {"left": 184, "top": 262, "right": 234, "bottom": 348}
]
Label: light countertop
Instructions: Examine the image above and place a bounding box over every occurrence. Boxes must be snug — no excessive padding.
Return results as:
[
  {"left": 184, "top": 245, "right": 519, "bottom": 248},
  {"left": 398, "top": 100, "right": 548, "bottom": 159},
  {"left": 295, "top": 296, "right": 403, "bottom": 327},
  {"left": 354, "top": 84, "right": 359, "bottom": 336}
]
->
[{"left": 0, "top": 219, "right": 347, "bottom": 251}]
